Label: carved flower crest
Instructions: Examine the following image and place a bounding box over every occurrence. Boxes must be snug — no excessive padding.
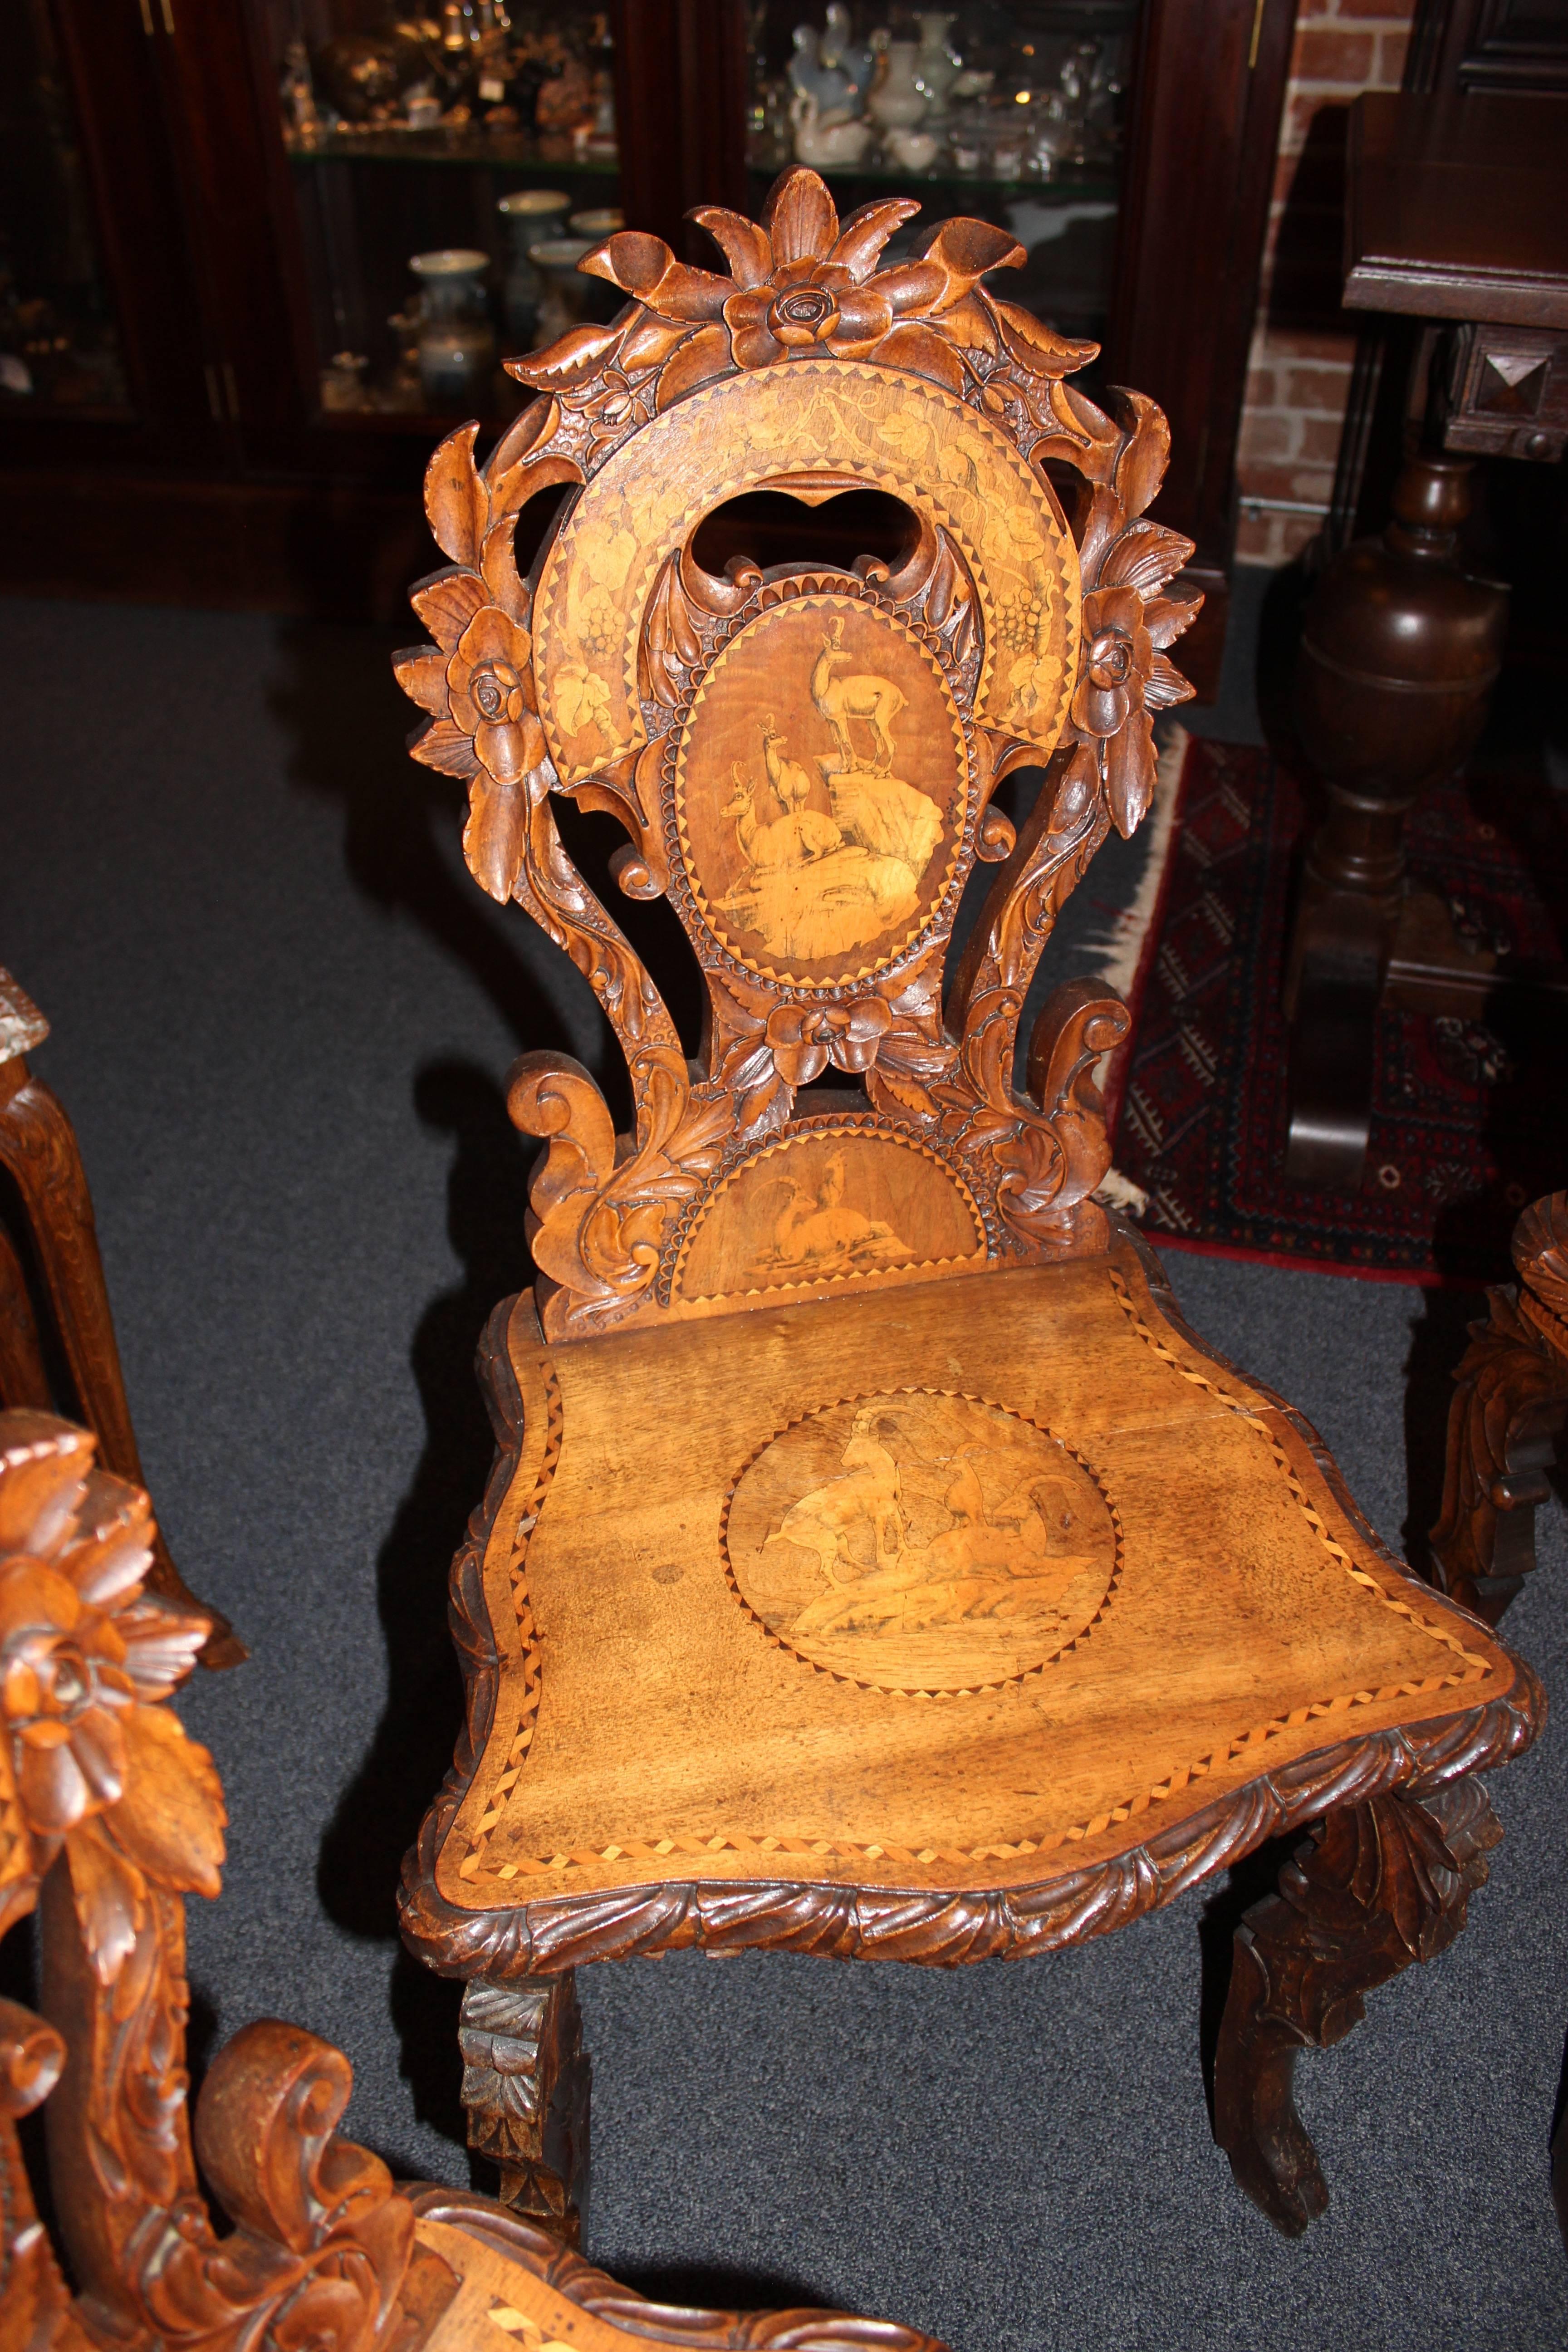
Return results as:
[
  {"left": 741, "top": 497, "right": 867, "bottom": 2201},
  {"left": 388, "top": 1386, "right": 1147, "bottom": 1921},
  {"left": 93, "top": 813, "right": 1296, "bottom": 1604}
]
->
[
  {"left": 510, "top": 166, "right": 1098, "bottom": 411},
  {"left": 397, "top": 563, "right": 547, "bottom": 905},
  {"left": 0, "top": 1415, "right": 223, "bottom": 1978}
]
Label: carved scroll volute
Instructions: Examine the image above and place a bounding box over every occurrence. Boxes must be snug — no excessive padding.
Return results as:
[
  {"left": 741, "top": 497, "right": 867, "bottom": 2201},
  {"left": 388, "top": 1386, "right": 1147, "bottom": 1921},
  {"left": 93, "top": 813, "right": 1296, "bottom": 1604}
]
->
[{"left": 393, "top": 168, "right": 1202, "bottom": 1338}]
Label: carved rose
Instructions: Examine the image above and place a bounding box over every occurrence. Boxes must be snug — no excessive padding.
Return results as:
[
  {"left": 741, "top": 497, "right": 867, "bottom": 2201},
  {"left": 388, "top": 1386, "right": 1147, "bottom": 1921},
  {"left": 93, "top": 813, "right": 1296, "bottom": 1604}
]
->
[
  {"left": 447, "top": 606, "right": 543, "bottom": 787},
  {"left": 0, "top": 1415, "right": 222, "bottom": 1973},
  {"left": 765, "top": 996, "right": 893, "bottom": 1088}
]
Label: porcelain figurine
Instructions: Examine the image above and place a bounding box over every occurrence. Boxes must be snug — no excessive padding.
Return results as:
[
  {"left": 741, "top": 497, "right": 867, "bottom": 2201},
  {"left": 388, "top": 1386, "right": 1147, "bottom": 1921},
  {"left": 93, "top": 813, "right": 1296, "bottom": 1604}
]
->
[
  {"left": 820, "top": 2, "right": 874, "bottom": 111},
  {"left": 791, "top": 86, "right": 874, "bottom": 167},
  {"left": 914, "top": 12, "right": 959, "bottom": 113},
  {"left": 867, "top": 32, "right": 926, "bottom": 131},
  {"left": 787, "top": 23, "right": 860, "bottom": 124},
  {"left": 883, "top": 124, "right": 940, "bottom": 170}
]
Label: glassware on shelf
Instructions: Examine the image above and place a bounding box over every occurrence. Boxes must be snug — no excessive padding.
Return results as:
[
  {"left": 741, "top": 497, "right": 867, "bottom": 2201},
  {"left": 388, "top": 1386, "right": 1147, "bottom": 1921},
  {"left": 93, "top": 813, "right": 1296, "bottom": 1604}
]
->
[
  {"left": 528, "top": 235, "right": 594, "bottom": 349},
  {"left": 913, "top": 12, "right": 960, "bottom": 115},
  {"left": 867, "top": 32, "right": 926, "bottom": 132},
  {"left": 497, "top": 188, "right": 569, "bottom": 350},
  {"left": 320, "top": 349, "right": 370, "bottom": 411},
  {"left": 568, "top": 206, "right": 623, "bottom": 237},
  {"left": 883, "top": 125, "right": 940, "bottom": 171},
  {"left": 409, "top": 247, "right": 495, "bottom": 407}
]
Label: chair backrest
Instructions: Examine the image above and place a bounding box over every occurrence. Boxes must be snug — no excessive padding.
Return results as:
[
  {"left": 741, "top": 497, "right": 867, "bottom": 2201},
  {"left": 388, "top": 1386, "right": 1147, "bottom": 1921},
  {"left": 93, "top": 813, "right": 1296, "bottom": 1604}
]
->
[{"left": 396, "top": 168, "right": 1199, "bottom": 1343}]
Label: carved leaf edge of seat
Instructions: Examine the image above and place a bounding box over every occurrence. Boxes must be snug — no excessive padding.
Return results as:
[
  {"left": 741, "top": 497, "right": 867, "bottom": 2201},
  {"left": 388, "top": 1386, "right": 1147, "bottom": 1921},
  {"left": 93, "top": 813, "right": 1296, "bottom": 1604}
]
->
[{"left": 396, "top": 1240, "right": 1543, "bottom": 1978}]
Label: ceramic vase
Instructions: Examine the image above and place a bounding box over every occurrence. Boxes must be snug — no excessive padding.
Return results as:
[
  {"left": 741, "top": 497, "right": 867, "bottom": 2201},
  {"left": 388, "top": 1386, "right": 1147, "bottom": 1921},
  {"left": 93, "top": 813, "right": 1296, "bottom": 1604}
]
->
[{"left": 409, "top": 248, "right": 495, "bottom": 408}]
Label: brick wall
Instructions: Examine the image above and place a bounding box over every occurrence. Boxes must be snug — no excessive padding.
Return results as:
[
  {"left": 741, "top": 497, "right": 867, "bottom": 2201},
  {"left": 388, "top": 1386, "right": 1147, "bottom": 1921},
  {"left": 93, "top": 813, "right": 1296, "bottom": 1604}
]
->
[{"left": 1234, "top": 0, "right": 1414, "bottom": 565}]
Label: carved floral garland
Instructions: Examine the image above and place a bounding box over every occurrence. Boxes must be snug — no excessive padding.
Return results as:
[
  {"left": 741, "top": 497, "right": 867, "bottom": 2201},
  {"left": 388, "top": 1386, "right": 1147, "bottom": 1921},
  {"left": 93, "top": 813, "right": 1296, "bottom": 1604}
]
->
[{"left": 393, "top": 168, "right": 1200, "bottom": 1338}]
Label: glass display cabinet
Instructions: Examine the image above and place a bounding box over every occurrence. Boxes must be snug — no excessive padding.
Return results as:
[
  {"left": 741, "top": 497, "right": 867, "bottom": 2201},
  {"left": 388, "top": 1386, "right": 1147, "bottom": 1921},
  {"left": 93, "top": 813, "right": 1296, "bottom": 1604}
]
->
[
  {"left": 745, "top": 3, "right": 1138, "bottom": 358},
  {"left": 0, "top": 0, "right": 1302, "bottom": 673}
]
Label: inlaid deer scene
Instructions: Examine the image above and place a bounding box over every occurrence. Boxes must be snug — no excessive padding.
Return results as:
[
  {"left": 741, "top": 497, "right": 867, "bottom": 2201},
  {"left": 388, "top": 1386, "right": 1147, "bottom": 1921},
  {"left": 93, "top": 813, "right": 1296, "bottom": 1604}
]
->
[
  {"left": 395, "top": 167, "right": 1199, "bottom": 1341},
  {"left": 724, "top": 1388, "right": 1119, "bottom": 1694}
]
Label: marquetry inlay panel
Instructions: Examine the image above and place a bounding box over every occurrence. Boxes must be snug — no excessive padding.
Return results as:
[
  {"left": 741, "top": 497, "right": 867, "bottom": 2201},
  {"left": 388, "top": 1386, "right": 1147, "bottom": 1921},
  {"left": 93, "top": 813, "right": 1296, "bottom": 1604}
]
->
[{"left": 722, "top": 1386, "right": 1119, "bottom": 1693}]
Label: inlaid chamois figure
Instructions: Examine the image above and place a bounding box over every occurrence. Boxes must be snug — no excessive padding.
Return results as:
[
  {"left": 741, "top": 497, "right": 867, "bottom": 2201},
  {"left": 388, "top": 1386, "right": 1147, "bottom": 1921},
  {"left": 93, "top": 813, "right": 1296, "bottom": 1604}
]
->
[{"left": 811, "top": 613, "right": 906, "bottom": 774}]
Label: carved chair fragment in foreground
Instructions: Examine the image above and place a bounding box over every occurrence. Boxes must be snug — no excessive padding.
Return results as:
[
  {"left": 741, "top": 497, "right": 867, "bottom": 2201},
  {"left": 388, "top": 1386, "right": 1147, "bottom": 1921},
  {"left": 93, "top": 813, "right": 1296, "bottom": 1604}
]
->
[
  {"left": 1431, "top": 1190, "right": 1568, "bottom": 1626},
  {"left": 0, "top": 1408, "right": 947, "bottom": 2352},
  {"left": 0, "top": 965, "right": 240, "bottom": 1665},
  {"left": 392, "top": 170, "right": 1543, "bottom": 2244}
]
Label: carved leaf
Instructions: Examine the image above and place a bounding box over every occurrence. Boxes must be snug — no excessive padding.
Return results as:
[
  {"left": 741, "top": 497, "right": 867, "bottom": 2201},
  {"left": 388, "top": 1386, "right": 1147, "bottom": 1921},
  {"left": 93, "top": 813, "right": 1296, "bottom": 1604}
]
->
[
  {"left": 1098, "top": 518, "right": 1195, "bottom": 602},
  {"left": 1145, "top": 650, "right": 1196, "bottom": 708},
  {"left": 654, "top": 323, "right": 735, "bottom": 411},
  {"left": 108, "top": 1705, "right": 225, "bottom": 1899},
  {"left": 914, "top": 216, "right": 1025, "bottom": 302},
  {"left": 392, "top": 646, "right": 449, "bottom": 718},
  {"left": 988, "top": 297, "right": 1098, "bottom": 377},
  {"left": 1110, "top": 390, "right": 1171, "bottom": 525},
  {"left": 64, "top": 1815, "right": 146, "bottom": 1985},
  {"left": 582, "top": 231, "right": 730, "bottom": 321},
  {"left": 464, "top": 774, "right": 530, "bottom": 902},
  {"left": 424, "top": 423, "right": 488, "bottom": 568},
  {"left": 409, "top": 716, "right": 481, "bottom": 780},
  {"left": 1106, "top": 703, "right": 1157, "bottom": 838},
  {"left": 410, "top": 567, "right": 488, "bottom": 653},
  {"left": 487, "top": 453, "right": 584, "bottom": 534},
  {"left": 690, "top": 204, "right": 773, "bottom": 288},
  {"left": 766, "top": 166, "right": 839, "bottom": 266},
  {"left": 484, "top": 394, "right": 559, "bottom": 476},
  {"left": 872, "top": 321, "right": 966, "bottom": 396},
  {"left": 831, "top": 198, "right": 922, "bottom": 284},
  {"left": 618, "top": 313, "right": 697, "bottom": 373},
  {"left": 929, "top": 290, "right": 999, "bottom": 354},
  {"left": 509, "top": 320, "right": 623, "bottom": 390}
]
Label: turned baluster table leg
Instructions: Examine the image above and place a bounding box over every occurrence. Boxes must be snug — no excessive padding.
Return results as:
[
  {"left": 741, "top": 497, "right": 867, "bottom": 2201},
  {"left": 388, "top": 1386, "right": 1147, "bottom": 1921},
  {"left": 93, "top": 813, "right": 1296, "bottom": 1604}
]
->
[
  {"left": 459, "top": 1971, "right": 591, "bottom": 2244},
  {"left": 1285, "top": 455, "right": 1508, "bottom": 1192},
  {"left": 1214, "top": 1780, "right": 1501, "bottom": 2235}
]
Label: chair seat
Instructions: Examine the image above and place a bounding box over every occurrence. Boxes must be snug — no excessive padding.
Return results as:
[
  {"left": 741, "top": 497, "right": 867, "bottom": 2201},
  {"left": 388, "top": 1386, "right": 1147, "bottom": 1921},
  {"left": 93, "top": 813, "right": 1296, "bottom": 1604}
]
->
[{"left": 416, "top": 1235, "right": 1531, "bottom": 1969}]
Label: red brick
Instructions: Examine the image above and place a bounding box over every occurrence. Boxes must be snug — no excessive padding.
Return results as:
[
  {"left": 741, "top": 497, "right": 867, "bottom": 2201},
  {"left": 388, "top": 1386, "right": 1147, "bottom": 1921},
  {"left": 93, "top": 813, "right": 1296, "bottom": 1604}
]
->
[
  {"left": 1285, "top": 91, "right": 1355, "bottom": 151},
  {"left": 1235, "top": 458, "right": 1336, "bottom": 502},
  {"left": 1298, "top": 412, "right": 1348, "bottom": 462},
  {"left": 1239, "top": 412, "right": 1296, "bottom": 460},
  {"left": 1376, "top": 28, "right": 1410, "bottom": 83},
  {"left": 1284, "top": 363, "right": 1353, "bottom": 409},
  {"left": 1235, "top": 512, "right": 1280, "bottom": 563},
  {"left": 1278, "top": 512, "right": 1326, "bottom": 560},
  {"left": 1291, "top": 27, "right": 1377, "bottom": 81},
  {"left": 1335, "top": 0, "right": 1416, "bottom": 18},
  {"left": 1245, "top": 367, "right": 1278, "bottom": 409}
]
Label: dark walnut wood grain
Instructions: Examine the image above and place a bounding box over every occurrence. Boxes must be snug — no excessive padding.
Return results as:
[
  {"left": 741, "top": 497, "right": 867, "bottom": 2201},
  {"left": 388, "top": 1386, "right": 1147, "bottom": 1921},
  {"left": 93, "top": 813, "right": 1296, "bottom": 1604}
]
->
[
  {"left": 1431, "top": 1191, "right": 1568, "bottom": 1623},
  {"left": 392, "top": 167, "right": 1541, "bottom": 2242},
  {"left": 0, "top": 1408, "right": 947, "bottom": 2352},
  {"left": 0, "top": 967, "right": 243, "bottom": 1666},
  {"left": 1215, "top": 1779, "right": 1500, "bottom": 2235}
]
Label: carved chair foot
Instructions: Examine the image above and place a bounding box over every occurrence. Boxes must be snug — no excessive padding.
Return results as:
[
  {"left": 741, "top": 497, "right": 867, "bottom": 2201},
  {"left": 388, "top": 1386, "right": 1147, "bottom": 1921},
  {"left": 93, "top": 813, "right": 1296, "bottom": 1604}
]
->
[
  {"left": 460, "top": 1970, "right": 591, "bottom": 2245},
  {"left": 1213, "top": 1781, "right": 1500, "bottom": 2236}
]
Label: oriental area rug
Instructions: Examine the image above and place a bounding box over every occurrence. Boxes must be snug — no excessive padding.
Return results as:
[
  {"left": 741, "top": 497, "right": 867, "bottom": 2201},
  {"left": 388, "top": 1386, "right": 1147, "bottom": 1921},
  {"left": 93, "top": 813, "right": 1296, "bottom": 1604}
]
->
[{"left": 1103, "top": 733, "right": 1568, "bottom": 1285}]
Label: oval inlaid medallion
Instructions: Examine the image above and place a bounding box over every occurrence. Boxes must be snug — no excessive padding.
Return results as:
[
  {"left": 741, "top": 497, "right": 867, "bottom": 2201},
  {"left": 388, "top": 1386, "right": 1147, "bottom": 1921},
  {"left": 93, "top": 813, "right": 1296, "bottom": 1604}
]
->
[
  {"left": 674, "top": 594, "right": 969, "bottom": 987},
  {"left": 723, "top": 1389, "right": 1118, "bottom": 1693}
]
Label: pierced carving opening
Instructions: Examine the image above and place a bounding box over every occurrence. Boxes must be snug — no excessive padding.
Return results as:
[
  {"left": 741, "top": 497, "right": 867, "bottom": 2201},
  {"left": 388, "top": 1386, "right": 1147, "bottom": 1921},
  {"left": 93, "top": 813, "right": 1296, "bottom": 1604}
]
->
[{"left": 690, "top": 488, "right": 922, "bottom": 583}]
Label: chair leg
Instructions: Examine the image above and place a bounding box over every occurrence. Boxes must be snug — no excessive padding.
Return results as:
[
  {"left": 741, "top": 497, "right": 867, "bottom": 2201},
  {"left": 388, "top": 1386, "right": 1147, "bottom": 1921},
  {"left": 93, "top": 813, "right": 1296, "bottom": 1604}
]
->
[
  {"left": 459, "top": 1971, "right": 591, "bottom": 2245},
  {"left": 0, "top": 1058, "right": 245, "bottom": 1665},
  {"left": 1213, "top": 1779, "right": 1500, "bottom": 2236}
]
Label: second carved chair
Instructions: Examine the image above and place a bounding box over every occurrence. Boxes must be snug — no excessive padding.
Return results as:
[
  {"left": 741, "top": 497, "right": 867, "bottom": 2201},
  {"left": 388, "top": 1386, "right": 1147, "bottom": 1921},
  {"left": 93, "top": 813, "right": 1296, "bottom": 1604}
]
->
[{"left": 392, "top": 168, "right": 1542, "bottom": 2247}]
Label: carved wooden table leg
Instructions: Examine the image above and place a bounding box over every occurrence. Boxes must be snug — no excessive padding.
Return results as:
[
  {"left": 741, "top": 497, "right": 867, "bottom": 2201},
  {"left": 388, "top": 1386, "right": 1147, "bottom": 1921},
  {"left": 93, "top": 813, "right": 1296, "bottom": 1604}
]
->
[
  {"left": 1214, "top": 1779, "right": 1501, "bottom": 2235},
  {"left": 1431, "top": 1192, "right": 1568, "bottom": 1625},
  {"left": 458, "top": 1973, "right": 591, "bottom": 2244},
  {"left": 0, "top": 977, "right": 244, "bottom": 1666},
  {"left": 1285, "top": 455, "right": 1508, "bottom": 1192}
]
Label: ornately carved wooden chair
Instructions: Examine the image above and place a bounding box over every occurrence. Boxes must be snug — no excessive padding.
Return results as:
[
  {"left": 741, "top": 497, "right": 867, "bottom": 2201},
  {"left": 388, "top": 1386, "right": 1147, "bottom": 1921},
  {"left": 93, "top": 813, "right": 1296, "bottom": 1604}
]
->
[
  {"left": 392, "top": 170, "right": 1543, "bottom": 2243},
  {"left": 0, "top": 1407, "right": 942, "bottom": 2352}
]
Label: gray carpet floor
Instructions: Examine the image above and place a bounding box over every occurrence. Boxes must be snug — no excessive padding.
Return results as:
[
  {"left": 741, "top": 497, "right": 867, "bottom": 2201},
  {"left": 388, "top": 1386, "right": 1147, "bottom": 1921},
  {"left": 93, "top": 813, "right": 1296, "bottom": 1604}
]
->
[{"left": 2, "top": 584, "right": 1564, "bottom": 2351}]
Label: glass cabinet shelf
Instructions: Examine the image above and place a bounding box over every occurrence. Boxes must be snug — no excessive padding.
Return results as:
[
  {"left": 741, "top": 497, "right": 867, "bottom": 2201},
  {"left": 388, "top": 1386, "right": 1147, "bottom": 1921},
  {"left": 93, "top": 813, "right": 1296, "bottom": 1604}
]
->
[{"left": 283, "top": 129, "right": 618, "bottom": 174}]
